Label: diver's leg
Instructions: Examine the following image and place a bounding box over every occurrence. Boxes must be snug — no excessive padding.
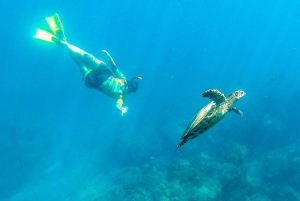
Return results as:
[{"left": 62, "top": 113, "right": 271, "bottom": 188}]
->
[
  {"left": 63, "top": 42, "right": 112, "bottom": 76},
  {"left": 55, "top": 42, "right": 91, "bottom": 76},
  {"left": 74, "top": 61, "right": 90, "bottom": 77}
]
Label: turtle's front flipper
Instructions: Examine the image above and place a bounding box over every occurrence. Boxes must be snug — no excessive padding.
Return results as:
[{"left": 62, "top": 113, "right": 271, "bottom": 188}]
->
[
  {"left": 202, "top": 89, "right": 226, "bottom": 104},
  {"left": 229, "top": 107, "right": 243, "bottom": 116}
]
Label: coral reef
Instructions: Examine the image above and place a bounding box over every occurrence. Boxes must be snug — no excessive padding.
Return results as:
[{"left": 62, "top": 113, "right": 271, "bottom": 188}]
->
[
  {"left": 16, "top": 142, "right": 300, "bottom": 201},
  {"left": 260, "top": 146, "right": 300, "bottom": 201},
  {"left": 77, "top": 143, "right": 258, "bottom": 201}
]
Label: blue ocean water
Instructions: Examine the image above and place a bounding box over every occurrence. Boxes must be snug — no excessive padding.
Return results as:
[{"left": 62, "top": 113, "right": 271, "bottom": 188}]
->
[{"left": 0, "top": 0, "right": 300, "bottom": 200}]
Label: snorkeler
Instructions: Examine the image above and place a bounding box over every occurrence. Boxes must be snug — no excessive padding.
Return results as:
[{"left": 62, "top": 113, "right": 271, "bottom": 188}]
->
[{"left": 34, "top": 14, "right": 142, "bottom": 116}]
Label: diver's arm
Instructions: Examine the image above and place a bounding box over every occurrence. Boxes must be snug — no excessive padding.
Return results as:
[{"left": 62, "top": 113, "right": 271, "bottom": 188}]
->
[
  {"left": 102, "top": 50, "right": 126, "bottom": 80},
  {"left": 114, "top": 69, "right": 126, "bottom": 80},
  {"left": 102, "top": 50, "right": 117, "bottom": 71},
  {"left": 116, "top": 95, "right": 128, "bottom": 116}
]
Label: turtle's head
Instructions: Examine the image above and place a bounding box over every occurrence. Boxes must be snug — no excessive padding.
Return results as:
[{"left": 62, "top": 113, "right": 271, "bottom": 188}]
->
[
  {"left": 233, "top": 90, "right": 246, "bottom": 99},
  {"left": 228, "top": 90, "right": 246, "bottom": 104}
]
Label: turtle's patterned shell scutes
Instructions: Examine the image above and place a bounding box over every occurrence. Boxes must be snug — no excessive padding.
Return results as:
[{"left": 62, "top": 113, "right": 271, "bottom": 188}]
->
[
  {"left": 176, "top": 89, "right": 233, "bottom": 150},
  {"left": 183, "top": 101, "right": 216, "bottom": 138},
  {"left": 176, "top": 89, "right": 245, "bottom": 150},
  {"left": 182, "top": 100, "right": 228, "bottom": 141}
]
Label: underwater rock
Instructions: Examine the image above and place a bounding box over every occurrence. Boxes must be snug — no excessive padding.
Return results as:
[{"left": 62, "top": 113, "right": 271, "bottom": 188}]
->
[
  {"left": 194, "top": 179, "right": 221, "bottom": 200},
  {"left": 246, "top": 194, "right": 270, "bottom": 201},
  {"left": 218, "top": 143, "right": 248, "bottom": 166},
  {"left": 259, "top": 146, "right": 300, "bottom": 200},
  {"left": 73, "top": 144, "right": 300, "bottom": 201}
]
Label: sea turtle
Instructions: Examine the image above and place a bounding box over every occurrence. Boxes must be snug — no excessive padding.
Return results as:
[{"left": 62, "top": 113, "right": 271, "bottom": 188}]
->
[{"left": 176, "top": 89, "right": 246, "bottom": 150}]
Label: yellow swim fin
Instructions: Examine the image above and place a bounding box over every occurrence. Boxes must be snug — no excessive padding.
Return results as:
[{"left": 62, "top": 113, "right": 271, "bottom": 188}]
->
[
  {"left": 34, "top": 29, "right": 56, "bottom": 43},
  {"left": 46, "top": 13, "right": 66, "bottom": 40}
]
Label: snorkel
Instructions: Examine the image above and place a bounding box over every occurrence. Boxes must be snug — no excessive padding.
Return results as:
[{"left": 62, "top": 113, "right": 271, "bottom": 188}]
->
[{"left": 130, "top": 76, "right": 143, "bottom": 82}]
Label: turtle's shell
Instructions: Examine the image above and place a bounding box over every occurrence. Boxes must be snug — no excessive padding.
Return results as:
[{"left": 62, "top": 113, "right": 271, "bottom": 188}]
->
[
  {"left": 176, "top": 89, "right": 245, "bottom": 150},
  {"left": 181, "top": 100, "right": 229, "bottom": 143}
]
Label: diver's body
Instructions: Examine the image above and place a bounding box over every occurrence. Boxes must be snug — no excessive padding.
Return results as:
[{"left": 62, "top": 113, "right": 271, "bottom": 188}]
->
[
  {"left": 34, "top": 14, "right": 141, "bottom": 115},
  {"left": 63, "top": 41, "right": 129, "bottom": 114}
]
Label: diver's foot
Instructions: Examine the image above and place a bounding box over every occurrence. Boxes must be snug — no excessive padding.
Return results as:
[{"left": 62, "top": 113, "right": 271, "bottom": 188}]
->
[{"left": 51, "top": 37, "right": 66, "bottom": 48}]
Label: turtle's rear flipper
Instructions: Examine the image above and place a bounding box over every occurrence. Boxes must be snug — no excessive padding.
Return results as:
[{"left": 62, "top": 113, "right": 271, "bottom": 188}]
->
[
  {"left": 229, "top": 107, "right": 243, "bottom": 116},
  {"left": 176, "top": 139, "right": 188, "bottom": 150}
]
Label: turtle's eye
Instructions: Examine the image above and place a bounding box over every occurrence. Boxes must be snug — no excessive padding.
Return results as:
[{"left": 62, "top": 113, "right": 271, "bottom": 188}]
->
[{"left": 235, "top": 92, "right": 238, "bottom": 96}]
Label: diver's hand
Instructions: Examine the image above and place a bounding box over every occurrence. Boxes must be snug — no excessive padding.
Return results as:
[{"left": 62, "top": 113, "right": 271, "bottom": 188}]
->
[
  {"left": 120, "top": 107, "right": 128, "bottom": 116},
  {"left": 102, "top": 50, "right": 117, "bottom": 67}
]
